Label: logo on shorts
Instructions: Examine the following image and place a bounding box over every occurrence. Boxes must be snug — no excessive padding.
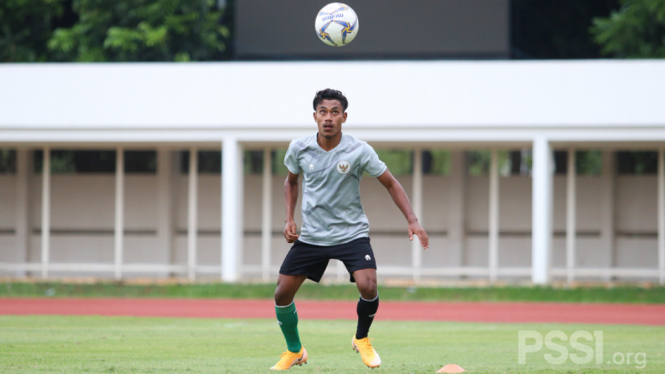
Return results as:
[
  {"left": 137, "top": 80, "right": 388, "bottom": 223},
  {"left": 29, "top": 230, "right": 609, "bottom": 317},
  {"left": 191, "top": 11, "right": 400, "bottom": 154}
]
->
[
  {"left": 309, "top": 164, "right": 314, "bottom": 171},
  {"left": 337, "top": 160, "right": 350, "bottom": 174},
  {"left": 365, "top": 254, "right": 371, "bottom": 261}
]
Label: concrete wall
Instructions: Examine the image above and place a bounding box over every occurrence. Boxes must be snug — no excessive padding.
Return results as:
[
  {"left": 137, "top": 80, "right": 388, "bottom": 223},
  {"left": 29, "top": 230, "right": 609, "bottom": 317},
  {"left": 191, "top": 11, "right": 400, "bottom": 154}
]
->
[{"left": 0, "top": 158, "right": 659, "bottom": 280}]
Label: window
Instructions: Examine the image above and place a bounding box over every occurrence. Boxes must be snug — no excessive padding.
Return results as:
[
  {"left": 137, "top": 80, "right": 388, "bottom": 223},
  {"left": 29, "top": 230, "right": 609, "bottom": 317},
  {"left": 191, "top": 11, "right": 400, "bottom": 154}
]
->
[
  {"left": 466, "top": 150, "right": 512, "bottom": 176},
  {"left": 181, "top": 151, "right": 222, "bottom": 174},
  {"left": 375, "top": 150, "right": 412, "bottom": 176},
  {"left": 510, "top": 150, "right": 532, "bottom": 175},
  {"left": 244, "top": 150, "right": 263, "bottom": 175},
  {"left": 553, "top": 150, "right": 602, "bottom": 175},
  {"left": 422, "top": 150, "right": 451, "bottom": 175},
  {"left": 0, "top": 150, "right": 16, "bottom": 174},
  {"left": 33, "top": 150, "right": 157, "bottom": 174},
  {"left": 125, "top": 151, "right": 156, "bottom": 173},
  {"left": 180, "top": 150, "right": 266, "bottom": 175},
  {"left": 616, "top": 151, "right": 658, "bottom": 175},
  {"left": 34, "top": 150, "right": 114, "bottom": 173}
]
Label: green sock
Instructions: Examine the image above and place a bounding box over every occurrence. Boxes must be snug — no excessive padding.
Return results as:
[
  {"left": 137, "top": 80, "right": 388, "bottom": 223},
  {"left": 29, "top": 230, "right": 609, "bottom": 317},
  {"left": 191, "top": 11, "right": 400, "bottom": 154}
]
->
[{"left": 276, "top": 302, "right": 302, "bottom": 353}]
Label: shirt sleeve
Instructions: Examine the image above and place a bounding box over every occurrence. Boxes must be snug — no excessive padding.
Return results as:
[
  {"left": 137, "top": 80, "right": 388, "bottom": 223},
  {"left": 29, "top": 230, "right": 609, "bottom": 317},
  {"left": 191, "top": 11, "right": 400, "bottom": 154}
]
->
[
  {"left": 361, "top": 143, "right": 387, "bottom": 177},
  {"left": 283, "top": 140, "right": 301, "bottom": 174}
]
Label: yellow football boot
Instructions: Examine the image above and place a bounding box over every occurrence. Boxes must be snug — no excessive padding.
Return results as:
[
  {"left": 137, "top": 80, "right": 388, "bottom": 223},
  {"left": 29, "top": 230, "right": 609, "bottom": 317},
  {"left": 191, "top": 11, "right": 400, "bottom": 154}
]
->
[
  {"left": 270, "top": 347, "right": 308, "bottom": 370},
  {"left": 352, "top": 335, "right": 381, "bottom": 368}
]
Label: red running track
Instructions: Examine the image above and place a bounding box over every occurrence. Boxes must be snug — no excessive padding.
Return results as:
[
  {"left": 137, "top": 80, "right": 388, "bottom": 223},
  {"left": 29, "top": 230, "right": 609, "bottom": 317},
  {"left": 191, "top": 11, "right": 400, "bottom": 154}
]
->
[{"left": 1, "top": 298, "right": 664, "bottom": 325}]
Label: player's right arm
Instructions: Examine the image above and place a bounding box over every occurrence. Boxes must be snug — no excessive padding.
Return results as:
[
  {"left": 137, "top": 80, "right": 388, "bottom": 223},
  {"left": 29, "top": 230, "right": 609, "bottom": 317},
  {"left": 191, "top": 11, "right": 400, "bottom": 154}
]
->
[{"left": 283, "top": 171, "right": 300, "bottom": 243}]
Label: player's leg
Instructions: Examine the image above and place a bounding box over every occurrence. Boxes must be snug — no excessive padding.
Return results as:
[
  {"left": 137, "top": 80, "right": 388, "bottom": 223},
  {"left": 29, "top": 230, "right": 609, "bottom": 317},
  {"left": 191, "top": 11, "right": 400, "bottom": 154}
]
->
[
  {"left": 337, "top": 238, "right": 382, "bottom": 368},
  {"left": 271, "top": 274, "right": 308, "bottom": 370},
  {"left": 351, "top": 268, "right": 381, "bottom": 368},
  {"left": 275, "top": 273, "right": 308, "bottom": 307},
  {"left": 353, "top": 268, "right": 379, "bottom": 339},
  {"left": 272, "top": 240, "right": 329, "bottom": 370}
]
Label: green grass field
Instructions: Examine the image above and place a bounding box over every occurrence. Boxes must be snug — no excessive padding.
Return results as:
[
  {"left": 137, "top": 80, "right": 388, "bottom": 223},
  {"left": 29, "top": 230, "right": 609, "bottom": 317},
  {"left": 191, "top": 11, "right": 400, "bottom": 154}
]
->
[
  {"left": 2, "top": 281, "right": 665, "bottom": 303},
  {"left": 1, "top": 315, "right": 663, "bottom": 373}
]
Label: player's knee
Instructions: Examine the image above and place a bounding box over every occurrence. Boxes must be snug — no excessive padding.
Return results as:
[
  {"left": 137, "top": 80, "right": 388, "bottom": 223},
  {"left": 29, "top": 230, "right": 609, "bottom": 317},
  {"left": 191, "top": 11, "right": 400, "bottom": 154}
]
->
[
  {"left": 358, "top": 279, "right": 377, "bottom": 299},
  {"left": 273, "top": 289, "right": 285, "bottom": 304},
  {"left": 274, "top": 287, "right": 292, "bottom": 306}
]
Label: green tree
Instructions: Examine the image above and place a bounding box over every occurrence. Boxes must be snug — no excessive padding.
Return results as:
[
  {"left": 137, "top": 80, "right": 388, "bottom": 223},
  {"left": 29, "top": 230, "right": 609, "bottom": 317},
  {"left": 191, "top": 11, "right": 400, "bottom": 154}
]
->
[
  {"left": 0, "top": 0, "right": 65, "bottom": 62},
  {"left": 511, "top": 0, "right": 619, "bottom": 59},
  {"left": 591, "top": 0, "right": 665, "bottom": 58},
  {"left": 49, "top": 0, "right": 229, "bottom": 62}
]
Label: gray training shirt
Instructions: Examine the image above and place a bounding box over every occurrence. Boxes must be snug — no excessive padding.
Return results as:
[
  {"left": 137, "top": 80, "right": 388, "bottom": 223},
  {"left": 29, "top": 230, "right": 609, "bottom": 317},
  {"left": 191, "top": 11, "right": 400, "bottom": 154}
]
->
[{"left": 284, "top": 133, "right": 387, "bottom": 246}]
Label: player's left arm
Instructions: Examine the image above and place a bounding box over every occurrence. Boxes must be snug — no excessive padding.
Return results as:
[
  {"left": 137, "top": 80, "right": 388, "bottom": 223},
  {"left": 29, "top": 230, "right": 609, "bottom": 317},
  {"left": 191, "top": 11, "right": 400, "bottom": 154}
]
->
[{"left": 376, "top": 169, "right": 429, "bottom": 249}]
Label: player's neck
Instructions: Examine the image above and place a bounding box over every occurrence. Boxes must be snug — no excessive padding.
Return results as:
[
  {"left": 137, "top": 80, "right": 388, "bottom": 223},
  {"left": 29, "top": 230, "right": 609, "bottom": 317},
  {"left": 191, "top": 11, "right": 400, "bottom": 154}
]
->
[{"left": 317, "top": 132, "right": 342, "bottom": 152}]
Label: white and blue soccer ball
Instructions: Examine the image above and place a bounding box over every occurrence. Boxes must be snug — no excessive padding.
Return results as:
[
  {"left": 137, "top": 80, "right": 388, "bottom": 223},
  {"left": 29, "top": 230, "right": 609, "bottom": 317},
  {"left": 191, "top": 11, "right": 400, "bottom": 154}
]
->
[{"left": 315, "top": 3, "right": 359, "bottom": 47}]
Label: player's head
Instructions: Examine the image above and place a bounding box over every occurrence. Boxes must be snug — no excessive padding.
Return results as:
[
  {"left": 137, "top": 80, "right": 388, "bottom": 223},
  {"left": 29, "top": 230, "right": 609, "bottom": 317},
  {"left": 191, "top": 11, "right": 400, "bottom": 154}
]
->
[
  {"left": 313, "top": 89, "right": 348, "bottom": 112},
  {"left": 313, "top": 89, "right": 348, "bottom": 140}
]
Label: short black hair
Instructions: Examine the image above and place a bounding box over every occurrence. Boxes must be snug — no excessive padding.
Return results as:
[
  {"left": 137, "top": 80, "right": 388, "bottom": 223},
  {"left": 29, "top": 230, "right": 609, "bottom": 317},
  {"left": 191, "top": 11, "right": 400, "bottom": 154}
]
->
[{"left": 313, "top": 89, "right": 348, "bottom": 112}]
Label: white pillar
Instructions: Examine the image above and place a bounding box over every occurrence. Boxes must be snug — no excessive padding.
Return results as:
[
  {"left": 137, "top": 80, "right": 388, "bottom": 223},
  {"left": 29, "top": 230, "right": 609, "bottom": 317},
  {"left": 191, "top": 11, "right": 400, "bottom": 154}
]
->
[
  {"left": 188, "top": 148, "right": 199, "bottom": 281},
  {"left": 411, "top": 148, "right": 423, "bottom": 281},
  {"left": 14, "top": 149, "right": 30, "bottom": 277},
  {"left": 566, "top": 148, "right": 577, "bottom": 284},
  {"left": 41, "top": 147, "right": 50, "bottom": 279},
  {"left": 532, "top": 137, "right": 553, "bottom": 284},
  {"left": 447, "top": 151, "right": 466, "bottom": 269},
  {"left": 658, "top": 148, "right": 665, "bottom": 285},
  {"left": 222, "top": 138, "right": 244, "bottom": 282},
  {"left": 261, "top": 148, "right": 272, "bottom": 281},
  {"left": 156, "top": 148, "right": 174, "bottom": 274},
  {"left": 114, "top": 148, "right": 124, "bottom": 280},
  {"left": 489, "top": 149, "right": 499, "bottom": 283},
  {"left": 599, "top": 151, "right": 615, "bottom": 277}
]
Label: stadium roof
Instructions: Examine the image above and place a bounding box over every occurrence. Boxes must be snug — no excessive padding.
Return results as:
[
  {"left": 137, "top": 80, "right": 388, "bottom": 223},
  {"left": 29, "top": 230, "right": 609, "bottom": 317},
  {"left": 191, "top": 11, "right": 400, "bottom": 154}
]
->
[{"left": 0, "top": 60, "right": 664, "bottom": 146}]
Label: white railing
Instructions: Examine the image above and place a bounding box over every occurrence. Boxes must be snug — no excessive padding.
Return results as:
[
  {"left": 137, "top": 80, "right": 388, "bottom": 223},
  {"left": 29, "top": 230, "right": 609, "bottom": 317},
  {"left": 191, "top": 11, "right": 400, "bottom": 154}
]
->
[
  {"left": 1, "top": 262, "right": 661, "bottom": 281},
  {"left": 2, "top": 145, "right": 665, "bottom": 285}
]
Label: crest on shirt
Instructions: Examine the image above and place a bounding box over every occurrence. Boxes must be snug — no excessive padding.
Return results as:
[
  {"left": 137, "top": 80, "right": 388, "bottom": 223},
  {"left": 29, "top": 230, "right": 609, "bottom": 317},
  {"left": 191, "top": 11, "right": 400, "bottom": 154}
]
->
[
  {"left": 337, "top": 160, "right": 350, "bottom": 174},
  {"left": 309, "top": 164, "right": 314, "bottom": 171}
]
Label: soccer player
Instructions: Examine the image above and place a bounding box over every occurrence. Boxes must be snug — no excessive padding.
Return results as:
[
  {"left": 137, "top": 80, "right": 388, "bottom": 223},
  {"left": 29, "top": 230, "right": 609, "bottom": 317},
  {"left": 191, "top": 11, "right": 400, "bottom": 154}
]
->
[{"left": 270, "top": 89, "right": 429, "bottom": 370}]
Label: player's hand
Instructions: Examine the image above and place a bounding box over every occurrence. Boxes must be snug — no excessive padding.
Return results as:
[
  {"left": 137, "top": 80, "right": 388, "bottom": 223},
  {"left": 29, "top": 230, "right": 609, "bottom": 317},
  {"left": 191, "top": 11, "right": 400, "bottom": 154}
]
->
[
  {"left": 408, "top": 221, "right": 429, "bottom": 249},
  {"left": 283, "top": 220, "right": 300, "bottom": 243}
]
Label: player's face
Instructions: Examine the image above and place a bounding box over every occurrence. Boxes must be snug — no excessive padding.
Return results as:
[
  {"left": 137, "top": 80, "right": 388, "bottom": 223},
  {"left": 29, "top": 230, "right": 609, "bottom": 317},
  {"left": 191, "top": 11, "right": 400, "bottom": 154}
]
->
[{"left": 313, "top": 99, "right": 347, "bottom": 139}]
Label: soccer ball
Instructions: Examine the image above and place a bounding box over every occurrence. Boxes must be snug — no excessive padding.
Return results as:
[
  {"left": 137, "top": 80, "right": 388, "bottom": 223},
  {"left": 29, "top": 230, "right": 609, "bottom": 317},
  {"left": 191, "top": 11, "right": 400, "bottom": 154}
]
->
[{"left": 315, "top": 3, "right": 359, "bottom": 47}]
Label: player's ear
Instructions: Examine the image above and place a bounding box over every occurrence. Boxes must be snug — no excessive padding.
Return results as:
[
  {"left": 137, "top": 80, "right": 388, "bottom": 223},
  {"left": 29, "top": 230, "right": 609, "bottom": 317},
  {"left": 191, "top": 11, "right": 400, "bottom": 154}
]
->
[
  {"left": 342, "top": 112, "right": 347, "bottom": 122},
  {"left": 313, "top": 111, "right": 317, "bottom": 121}
]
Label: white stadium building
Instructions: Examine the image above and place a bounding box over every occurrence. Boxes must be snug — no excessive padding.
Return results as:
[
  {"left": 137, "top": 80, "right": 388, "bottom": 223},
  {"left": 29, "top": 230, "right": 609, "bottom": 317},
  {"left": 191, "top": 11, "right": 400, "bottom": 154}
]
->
[{"left": 1, "top": 60, "right": 664, "bottom": 284}]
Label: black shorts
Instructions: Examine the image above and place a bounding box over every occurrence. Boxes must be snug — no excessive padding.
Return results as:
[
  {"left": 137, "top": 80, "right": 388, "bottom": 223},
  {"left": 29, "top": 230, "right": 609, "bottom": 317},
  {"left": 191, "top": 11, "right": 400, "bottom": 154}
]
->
[{"left": 279, "top": 237, "right": 377, "bottom": 283}]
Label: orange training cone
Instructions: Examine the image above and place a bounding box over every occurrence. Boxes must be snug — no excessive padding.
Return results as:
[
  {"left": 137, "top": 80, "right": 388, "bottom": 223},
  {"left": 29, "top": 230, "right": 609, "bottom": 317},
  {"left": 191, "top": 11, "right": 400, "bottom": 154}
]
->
[{"left": 436, "top": 364, "right": 466, "bottom": 373}]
